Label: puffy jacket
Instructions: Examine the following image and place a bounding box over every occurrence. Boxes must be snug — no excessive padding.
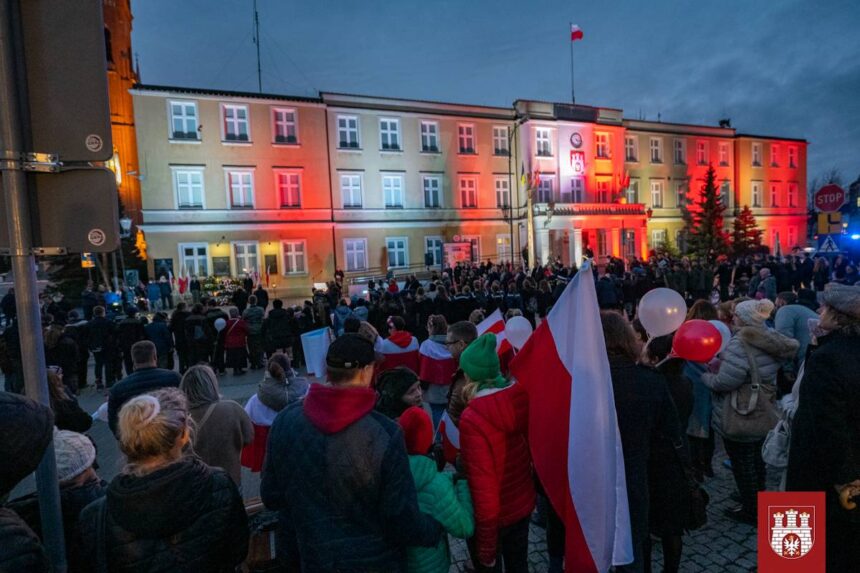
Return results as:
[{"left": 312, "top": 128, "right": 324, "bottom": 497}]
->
[
  {"left": 144, "top": 320, "right": 173, "bottom": 358},
  {"left": 262, "top": 307, "right": 292, "bottom": 349},
  {"left": 702, "top": 326, "right": 798, "bottom": 440},
  {"left": 406, "top": 455, "right": 474, "bottom": 573},
  {"left": 0, "top": 507, "right": 50, "bottom": 572},
  {"left": 459, "top": 382, "right": 535, "bottom": 566},
  {"left": 77, "top": 456, "right": 248, "bottom": 573},
  {"left": 332, "top": 305, "right": 353, "bottom": 336},
  {"left": 774, "top": 303, "right": 819, "bottom": 370},
  {"left": 242, "top": 306, "right": 264, "bottom": 336}
]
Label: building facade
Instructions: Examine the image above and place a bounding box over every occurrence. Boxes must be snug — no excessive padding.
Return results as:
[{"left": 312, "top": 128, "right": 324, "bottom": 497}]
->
[{"left": 132, "top": 85, "right": 808, "bottom": 295}]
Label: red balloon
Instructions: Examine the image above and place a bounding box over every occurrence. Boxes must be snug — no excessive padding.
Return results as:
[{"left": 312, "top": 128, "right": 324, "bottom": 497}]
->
[{"left": 672, "top": 319, "right": 722, "bottom": 363}]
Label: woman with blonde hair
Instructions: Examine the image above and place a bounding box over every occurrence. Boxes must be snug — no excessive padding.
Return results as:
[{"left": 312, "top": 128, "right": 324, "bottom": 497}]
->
[{"left": 78, "top": 388, "right": 249, "bottom": 572}]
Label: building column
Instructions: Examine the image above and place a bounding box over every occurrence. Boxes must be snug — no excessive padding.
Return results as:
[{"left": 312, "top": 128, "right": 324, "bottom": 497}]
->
[
  {"left": 611, "top": 227, "right": 621, "bottom": 257},
  {"left": 639, "top": 223, "right": 649, "bottom": 260},
  {"left": 537, "top": 228, "right": 550, "bottom": 266},
  {"left": 573, "top": 227, "right": 583, "bottom": 264}
]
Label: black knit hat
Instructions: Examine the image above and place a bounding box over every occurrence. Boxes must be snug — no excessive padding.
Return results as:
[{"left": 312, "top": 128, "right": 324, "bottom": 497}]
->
[
  {"left": 326, "top": 333, "right": 376, "bottom": 369},
  {"left": 0, "top": 392, "right": 54, "bottom": 495}
]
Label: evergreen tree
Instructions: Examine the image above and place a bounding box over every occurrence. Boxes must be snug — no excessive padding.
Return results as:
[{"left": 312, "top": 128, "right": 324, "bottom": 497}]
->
[
  {"left": 731, "top": 205, "right": 763, "bottom": 256},
  {"left": 684, "top": 165, "right": 730, "bottom": 259}
]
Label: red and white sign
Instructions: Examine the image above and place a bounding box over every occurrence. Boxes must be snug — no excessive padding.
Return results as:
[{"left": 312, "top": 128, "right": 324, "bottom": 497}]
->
[
  {"left": 569, "top": 150, "right": 585, "bottom": 174},
  {"left": 814, "top": 183, "right": 846, "bottom": 212},
  {"left": 758, "top": 491, "right": 825, "bottom": 573}
]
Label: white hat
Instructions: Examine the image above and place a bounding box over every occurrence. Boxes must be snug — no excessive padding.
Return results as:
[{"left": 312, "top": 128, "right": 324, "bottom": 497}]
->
[
  {"left": 735, "top": 299, "right": 774, "bottom": 327},
  {"left": 53, "top": 429, "right": 96, "bottom": 483},
  {"left": 822, "top": 283, "right": 860, "bottom": 320}
]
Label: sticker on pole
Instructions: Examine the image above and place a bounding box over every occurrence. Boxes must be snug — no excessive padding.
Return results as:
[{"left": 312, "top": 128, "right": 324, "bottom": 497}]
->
[
  {"left": 85, "top": 134, "right": 104, "bottom": 153},
  {"left": 87, "top": 228, "right": 107, "bottom": 247}
]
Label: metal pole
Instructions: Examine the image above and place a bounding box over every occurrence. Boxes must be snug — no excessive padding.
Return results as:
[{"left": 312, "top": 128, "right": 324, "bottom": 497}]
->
[
  {"left": 0, "top": 1, "right": 67, "bottom": 570},
  {"left": 507, "top": 125, "right": 515, "bottom": 266},
  {"left": 569, "top": 22, "right": 575, "bottom": 104},
  {"left": 254, "top": 0, "right": 262, "bottom": 93},
  {"left": 111, "top": 249, "right": 119, "bottom": 291}
]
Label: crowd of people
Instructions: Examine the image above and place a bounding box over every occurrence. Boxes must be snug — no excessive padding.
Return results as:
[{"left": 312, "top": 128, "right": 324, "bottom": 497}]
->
[{"left": 0, "top": 249, "right": 859, "bottom": 572}]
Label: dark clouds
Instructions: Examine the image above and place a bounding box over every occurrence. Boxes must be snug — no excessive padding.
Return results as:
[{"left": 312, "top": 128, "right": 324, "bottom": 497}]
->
[{"left": 133, "top": 0, "right": 860, "bottom": 181}]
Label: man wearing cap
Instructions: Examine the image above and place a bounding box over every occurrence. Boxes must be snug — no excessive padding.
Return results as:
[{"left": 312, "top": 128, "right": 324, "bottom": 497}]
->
[
  {"left": 261, "top": 333, "right": 441, "bottom": 572},
  {"left": 788, "top": 283, "right": 860, "bottom": 573}
]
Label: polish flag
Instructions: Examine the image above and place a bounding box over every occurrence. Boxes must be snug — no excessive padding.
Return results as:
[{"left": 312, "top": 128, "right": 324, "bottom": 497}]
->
[
  {"left": 418, "top": 338, "right": 457, "bottom": 386},
  {"left": 437, "top": 410, "right": 460, "bottom": 466},
  {"left": 476, "top": 309, "right": 515, "bottom": 375},
  {"left": 509, "top": 261, "right": 632, "bottom": 572},
  {"left": 571, "top": 24, "right": 584, "bottom": 41}
]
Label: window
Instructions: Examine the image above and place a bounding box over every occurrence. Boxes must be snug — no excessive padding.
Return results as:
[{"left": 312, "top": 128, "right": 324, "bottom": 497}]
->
[
  {"left": 788, "top": 182, "right": 798, "bottom": 207},
  {"left": 493, "top": 126, "right": 509, "bottom": 155},
  {"left": 676, "top": 182, "right": 686, "bottom": 207},
  {"left": 425, "top": 237, "right": 443, "bottom": 267},
  {"left": 673, "top": 139, "right": 685, "bottom": 165},
  {"left": 625, "top": 179, "right": 638, "bottom": 204},
  {"left": 696, "top": 140, "right": 708, "bottom": 165},
  {"left": 651, "top": 229, "right": 667, "bottom": 247},
  {"left": 721, "top": 181, "right": 731, "bottom": 207},
  {"left": 227, "top": 170, "right": 254, "bottom": 208},
  {"left": 281, "top": 240, "right": 306, "bottom": 274},
  {"left": 788, "top": 226, "right": 797, "bottom": 248},
  {"left": 751, "top": 181, "right": 762, "bottom": 207},
  {"left": 233, "top": 242, "right": 258, "bottom": 275},
  {"left": 788, "top": 146, "right": 797, "bottom": 168},
  {"left": 179, "top": 243, "right": 208, "bottom": 276},
  {"left": 458, "top": 124, "right": 476, "bottom": 153},
  {"left": 379, "top": 118, "right": 401, "bottom": 150},
  {"left": 675, "top": 230, "right": 686, "bottom": 252},
  {"left": 494, "top": 177, "right": 510, "bottom": 208},
  {"left": 386, "top": 237, "right": 408, "bottom": 269},
  {"left": 340, "top": 173, "right": 362, "bottom": 208},
  {"left": 496, "top": 235, "right": 512, "bottom": 262},
  {"left": 536, "top": 177, "right": 554, "bottom": 203},
  {"left": 625, "top": 136, "right": 638, "bottom": 162},
  {"left": 650, "top": 180, "right": 664, "bottom": 208},
  {"left": 770, "top": 182, "right": 779, "bottom": 207},
  {"left": 169, "top": 101, "right": 199, "bottom": 140},
  {"left": 276, "top": 170, "right": 301, "bottom": 208},
  {"left": 752, "top": 142, "right": 762, "bottom": 166},
  {"left": 272, "top": 108, "right": 298, "bottom": 143},
  {"left": 459, "top": 176, "right": 477, "bottom": 208},
  {"left": 344, "top": 239, "right": 367, "bottom": 272},
  {"left": 382, "top": 174, "right": 404, "bottom": 208},
  {"left": 595, "top": 132, "right": 611, "bottom": 159},
  {"left": 566, "top": 177, "right": 585, "bottom": 203},
  {"left": 623, "top": 230, "right": 636, "bottom": 257},
  {"left": 222, "top": 104, "right": 249, "bottom": 141},
  {"left": 421, "top": 121, "right": 439, "bottom": 152},
  {"left": 173, "top": 168, "right": 204, "bottom": 209},
  {"left": 337, "top": 115, "right": 360, "bottom": 148},
  {"left": 597, "top": 229, "right": 608, "bottom": 258},
  {"left": 719, "top": 142, "right": 729, "bottom": 166},
  {"left": 770, "top": 144, "right": 779, "bottom": 167},
  {"left": 536, "top": 128, "right": 553, "bottom": 157},
  {"left": 650, "top": 137, "right": 663, "bottom": 163},
  {"left": 423, "top": 176, "right": 441, "bottom": 208},
  {"left": 596, "top": 179, "right": 610, "bottom": 203},
  {"left": 461, "top": 235, "right": 481, "bottom": 262}
]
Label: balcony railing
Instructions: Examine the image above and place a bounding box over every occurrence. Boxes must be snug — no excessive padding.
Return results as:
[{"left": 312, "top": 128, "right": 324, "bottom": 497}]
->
[{"left": 536, "top": 202, "right": 647, "bottom": 216}]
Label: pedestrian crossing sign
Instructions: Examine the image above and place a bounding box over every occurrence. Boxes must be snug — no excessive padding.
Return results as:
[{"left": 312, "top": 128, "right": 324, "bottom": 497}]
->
[{"left": 817, "top": 235, "right": 840, "bottom": 253}]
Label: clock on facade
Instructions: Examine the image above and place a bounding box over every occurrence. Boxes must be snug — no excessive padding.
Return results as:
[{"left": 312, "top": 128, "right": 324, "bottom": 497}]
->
[{"left": 570, "top": 132, "right": 583, "bottom": 148}]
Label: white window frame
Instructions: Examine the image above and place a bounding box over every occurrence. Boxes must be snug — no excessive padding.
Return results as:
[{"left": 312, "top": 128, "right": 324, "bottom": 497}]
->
[
  {"left": 674, "top": 139, "right": 686, "bottom": 165},
  {"left": 493, "top": 126, "right": 510, "bottom": 155},
  {"left": 696, "top": 140, "right": 708, "bottom": 165},
  {"left": 168, "top": 100, "right": 199, "bottom": 141},
  {"left": 379, "top": 117, "right": 401, "bottom": 151},
  {"left": 752, "top": 142, "right": 762, "bottom": 166},
  {"left": 536, "top": 128, "right": 553, "bottom": 157},
  {"left": 420, "top": 121, "right": 439, "bottom": 152},
  {"left": 225, "top": 169, "right": 255, "bottom": 209},
  {"left": 461, "top": 235, "right": 481, "bottom": 262},
  {"left": 232, "top": 241, "right": 259, "bottom": 276},
  {"left": 496, "top": 235, "right": 512, "bottom": 262},
  {"left": 625, "top": 136, "right": 638, "bottom": 162},
  {"left": 751, "top": 181, "right": 762, "bottom": 207},
  {"left": 459, "top": 176, "right": 477, "bottom": 208},
  {"left": 222, "top": 103, "right": 250, "bottom": 142},
  {"left": 344, "top": 238, "right": 367, "bottom": 272},
  {"left": 385, "top": 236, "right": 408, "bottom": 269},
  {"left": 770, "top": 182, "right": 780, "bottom": 207},
  {"left": 422, "top": 175, "right": 442, "bottom": 208},
  {"left": 274, "top": 169, "right": 302, "bottom": 208},
  {"left": 596, "top": 229, "right": 609, "bottom": 258},
  {"left": 623, "top": 230, "right": 636, "bottom": 257},
  {"left": 650, "top": 137, "right": 663, "bottom": 163},
  {"left": 788, "top": 146, "right": 797, "bottom": 168},
  {"left": 787, "top": 182, "right": 798, "bottom": 208},
  {"left": 340, "top": 173, "right": 363, "bottom": 208},
  {"left": 569, "top": 177, "right": 585, "bottom": 203},
  {"left": 651, "top": 229, "right": 667, "bottom": 247},
  {"left": 424, "top": 236, "right": 443, "bottom": 267},
  {"left": 770, "top": 144, "right": 780, "bottom": 167},
  {"left": 719, "top": 142, "right": 729, "bottom": 166},
  {"left": 178, "top": 242, "right": 209, "bottom": 276},
  {"left": 272, "top": 107, "right": 298, "bottom": 144},
  {"left": 537, "top": 176, "right": 554, "bottom": 203},
  {"left": 458, "top": 123, "right": 476, "bottom": 154},
  {"left": 337, "top": 114, "right": 360, "bottom": 149},
  {"left": 595, "top": 132, "right": 610, "bottom": 159},
  {"left": 494, "top": 177, "right": 510, "bottom": 208},
  {"left": 382, "top": 173, "right": 404, "bottom": 208},
  {"left": 676, "top": 182, "right": 686, "bottom": 207},
  {"left": 596, "top": 179, "right": 610, "bottom": 203},
  {"left": 650, "top": 179, "right": 664, "bottom": 208},
  {"left": 625, "top": 179, "right": 638, "bottom": 204},
  {"left": 281, "top": 240, "right": 307, "bottom": 275},
  {"left": 171, "top": 166, "right": 205, "bottom": 209}
]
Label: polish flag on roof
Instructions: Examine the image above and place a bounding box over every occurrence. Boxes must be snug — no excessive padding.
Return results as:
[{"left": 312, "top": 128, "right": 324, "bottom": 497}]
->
[
  {"left": 571, "top": 24, "right": 584, "bottom": 41},
  {"left": 509, "top": 261, "right": 632, "bottom": 572}
]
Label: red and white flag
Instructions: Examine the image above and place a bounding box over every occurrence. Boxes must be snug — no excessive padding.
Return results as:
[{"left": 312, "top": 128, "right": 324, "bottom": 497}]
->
[
  {"left": 509, "top": 261, "right": 632, "bottom": 572},
  {"left": 571, "top": 24, "right": 584, "bottom": 41},
  {"left": 476, "top": 309, "right": 515, "bottom": 374},
  {"left": 418, "top": 338, "right": 457, "bottom": 386}
]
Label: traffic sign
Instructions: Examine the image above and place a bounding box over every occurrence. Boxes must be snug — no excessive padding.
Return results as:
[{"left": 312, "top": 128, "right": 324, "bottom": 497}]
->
[
  {"left": 817, "top": 235, "right": 840, "bottom": 254},
  {"left": 817, "top": 212, "right": 842, "bottom": 235},
  {"left": 814, "top": 184, "right": 846, "bottom": 213}
]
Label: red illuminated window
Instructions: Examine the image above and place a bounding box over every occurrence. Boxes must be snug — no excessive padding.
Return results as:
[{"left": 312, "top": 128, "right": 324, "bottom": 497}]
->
[
  {"left": 788, "top": 147, "right": 797, "bottom": 168},
  {"left": 276, "top": 171, "right": 301, "bottom": 208},
  {"left": 459, "top": 177, "right": 477, "bottom": 208},
  {"left": 696, "top": 141, "right": 708, "bottom": 165},
  {"left": 458, "top": 124, "right": 476, "bottom": 154},
  {"left": 770, "top": 144, "right": 780, "bottom": 167}
]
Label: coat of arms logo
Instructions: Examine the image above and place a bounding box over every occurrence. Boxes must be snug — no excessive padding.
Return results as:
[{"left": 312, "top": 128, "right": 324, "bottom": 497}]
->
[{"left": 768, "top": 506, "right": 815, "bottom": 559}]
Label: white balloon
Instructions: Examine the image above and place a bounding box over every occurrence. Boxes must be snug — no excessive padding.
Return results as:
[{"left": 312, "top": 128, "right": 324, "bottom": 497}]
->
[
  {"left": 637, "top": 288, "right": 686, "bottom": 337},
  {"left": 709, "top": 319, "right": 732, "bottom": 354},
  {"left": 505, "top": 316, "right": 533, "bottom": 350},
  {"left": 214, "top": 317, "right": 227, "bottom": 332}
]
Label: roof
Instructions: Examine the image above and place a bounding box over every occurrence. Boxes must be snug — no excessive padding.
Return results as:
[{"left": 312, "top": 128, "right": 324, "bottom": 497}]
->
[
  {"left": 131, "top": 83, "right": 322, "bottom": 104},
  {"left": 735, "top": 133, "right": 808, "bottom": 144},
  {"left": 321, "top": 91, "right": 515, "bottom": 119}
]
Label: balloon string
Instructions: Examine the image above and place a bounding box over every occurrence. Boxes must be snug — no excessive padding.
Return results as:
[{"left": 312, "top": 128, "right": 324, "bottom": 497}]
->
[{"left": 654, "top": 351, "right": 677, "bottom": 369}]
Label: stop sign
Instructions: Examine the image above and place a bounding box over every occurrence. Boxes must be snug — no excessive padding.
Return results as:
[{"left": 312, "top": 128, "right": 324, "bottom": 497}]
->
[{"left": 814, "top": 184, "right": 846, "bottom": 212}]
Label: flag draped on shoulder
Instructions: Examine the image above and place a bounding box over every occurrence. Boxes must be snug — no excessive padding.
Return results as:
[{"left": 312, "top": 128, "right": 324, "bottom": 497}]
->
[{"left": 509, "top": 260, "right": 632, "bottom": 572}]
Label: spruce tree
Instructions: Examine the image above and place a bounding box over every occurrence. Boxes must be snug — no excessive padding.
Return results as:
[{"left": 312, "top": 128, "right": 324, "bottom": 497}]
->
[
  {"left": 731, "top": 205, "right": 763, "bottom": 256},
  {"left": 685, "top": 165, "right": 730, "bottom": 259}
]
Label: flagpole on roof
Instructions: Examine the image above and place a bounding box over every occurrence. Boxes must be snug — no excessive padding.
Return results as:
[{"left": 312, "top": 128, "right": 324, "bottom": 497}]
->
[{"left": 569, "top": 22, "right": 575, "bottom": 104}]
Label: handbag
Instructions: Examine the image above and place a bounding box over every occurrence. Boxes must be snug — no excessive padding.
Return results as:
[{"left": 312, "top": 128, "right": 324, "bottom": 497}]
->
[{"left": 722, "top": 341, "right": 780, "bottom": 441}]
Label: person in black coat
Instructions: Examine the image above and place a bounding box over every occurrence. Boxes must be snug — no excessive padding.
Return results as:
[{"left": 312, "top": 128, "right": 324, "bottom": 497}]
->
[
  {"left": 787, "top": 284, "right": 860, "bottom": 573},
  {"left": 170, "top": 302, "right": 191, "bottom": 373},
  {"left": 261, "top": 334, "right": 441, "bottom": 572},
  {"left": 48, "top": 368, "right": 92, "bottom": 434},
  {"left": 184, "top": 303, "right": 211, "bottom": 367},
  {"left": 78, "top": 388, "right": 248, "bottom": 572},
  {"left": 253, "top": 285, "right": 269, "bottom": 310},
  {"left": 86, "top": 306, "right": 117, "bottom": 390},
  {"left": 262, "top": 299, "right": 292, "bottom": 355},
  {"left": 145, "top": 312, "right": 174, "bottom": 369},
  {"left": 232, "top": 287, "right": 249, "bottom": 315},
  {"left": 118, "top": 308, "right": 147, "bottom": 376}
]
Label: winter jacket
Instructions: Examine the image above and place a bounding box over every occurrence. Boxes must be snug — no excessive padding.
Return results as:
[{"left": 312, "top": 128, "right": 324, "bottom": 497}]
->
[
  {"left": 77, "top": 456, "right": 248, "bottom": 573},
  {"left": 242, "top": 305, "right": 264, "bottom": 336},
  {"left": 118, "top": 317, "right": 147, "bottom": 352},
  {"left": 596, "top": 276, "right": 620, "bottom": 308},
  {"left": 774, "top": 303, "right": 819, "bottom": 371},
  {"left": 685, "top": 361, "right": 712, "bottom": 439},
  {"left": 52, "top": 396, "right": 93, "bottom": 433},
  {"left": 44, "top": 327, "right": 79, "bottom": 377},
  {"left": 144, "top": 320, "right": 173, "bottom": 358},
  {"left": 256, "top": 371, "right": 309, "bottom": 413},
  {"left": 223, "top": 318, "right": 249, "bottom": 350},
  {"left": 146, "top": 282, "right": 160, "bottom": 303},
  {"left": 107, "top": 367, "right": 181, "bottom": 436},
  {"left": 0, "top": 507, "right": 50, "bottom": 573},
  {"left": 253, "top": 288, "right": 269, "bottom": 310},
  {"left": 701, "top": 326, "right": 798, "bottom": 440},
  {"left": 169, "top": 309, "right": 190, "bottom": 349},
  {"left": 262, "top": 307, "right": 292, "bottom": 350},
  {"left": 86, "top": 316, "right": 116, "bottom": 352},
  {"left": 332, "top": 305, "right": 353, "bottom": 336},
  {"left": 459, "top": 382, "right": 535, "bottom": 566},
  {"left": 406, "top": 455, "right": 474, "bottom": 573},
  {"left": 189, "top": 400, "right": 254, "bottom": 486},
  {"left": 260, "top": 384, "right": 441, "bottom": 572}
]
